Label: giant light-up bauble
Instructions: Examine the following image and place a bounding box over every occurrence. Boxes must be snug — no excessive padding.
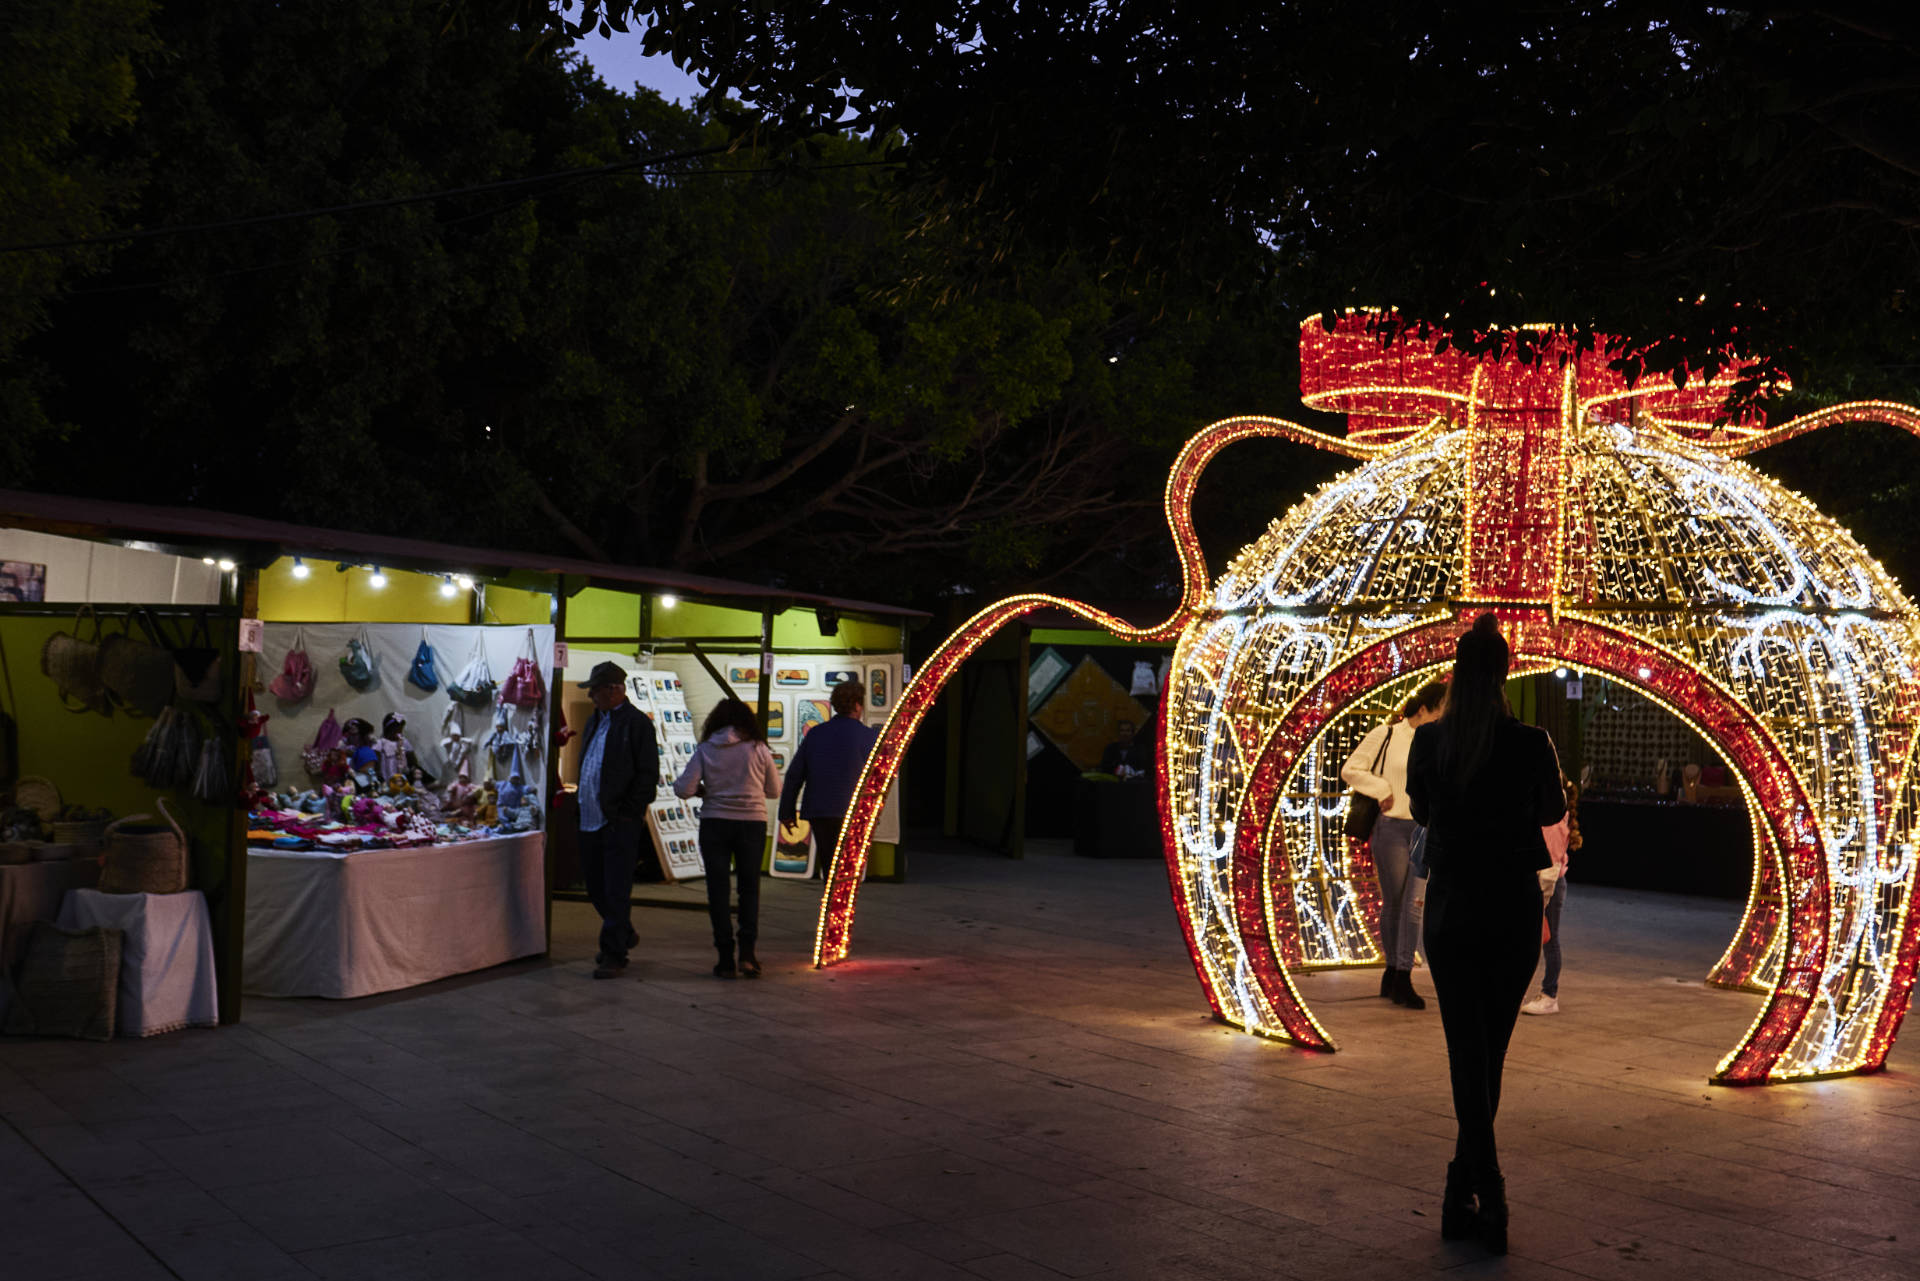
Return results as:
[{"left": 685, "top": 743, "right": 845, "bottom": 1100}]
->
[{"left": 815, "top": 313, "right": 1920, "bottom": 1085}]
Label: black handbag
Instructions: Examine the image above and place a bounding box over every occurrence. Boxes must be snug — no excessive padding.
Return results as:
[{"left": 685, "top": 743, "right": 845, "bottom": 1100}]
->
[{"left": 1341, "top": 724, "right": 1394, "bottom": 839}]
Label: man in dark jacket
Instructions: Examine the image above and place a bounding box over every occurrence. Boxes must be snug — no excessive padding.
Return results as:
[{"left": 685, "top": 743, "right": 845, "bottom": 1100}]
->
[
  {"left": 779, "top": 679, "right": 879, "bottom": 879},
  {"left": 575, "top": 661, "right": 658, "bottom": 978}
]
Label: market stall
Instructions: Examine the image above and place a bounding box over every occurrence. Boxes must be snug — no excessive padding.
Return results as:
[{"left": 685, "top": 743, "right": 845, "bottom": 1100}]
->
[{"left": 243, "top": 619, "right": 555, "bottom": 997}]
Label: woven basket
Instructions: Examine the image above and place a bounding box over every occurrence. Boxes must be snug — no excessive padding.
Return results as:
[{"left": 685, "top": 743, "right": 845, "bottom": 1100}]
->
[
  {"left": 2, "top": 922, "right": 122, "bottom": 1041},
  {"left": 13, "top": 776, "right": 59, "bottom": 823},
  {"left": 98, "top": 796, "right": 187, "bottom": 894},
  {"left": 52, "top": 818, "right": 109, "bottom": 850}
]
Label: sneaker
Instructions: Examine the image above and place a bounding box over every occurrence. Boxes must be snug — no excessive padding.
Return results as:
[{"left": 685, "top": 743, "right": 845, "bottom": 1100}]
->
[
  {"left": 1521, "top": 993, "right": 1559, "bottom": 1016},
  {"left": 592, "top": 965, "right": 622, "bottom": 980}
]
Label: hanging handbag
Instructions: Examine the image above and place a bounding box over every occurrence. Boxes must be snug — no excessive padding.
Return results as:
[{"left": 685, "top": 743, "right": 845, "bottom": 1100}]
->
[
  {"left": 0, "top": 628, "right": 17, "bottom": 785},
  {"left": 301, "top": 708, "right": 343, "bottom": 777},
  {"left": 268, "top": 627, "right": 315, "bottom": 701},
  {"left": 172, "top": 611, "right": 224, "bottom": 703},
  {"left": 446, "top": 635, "right": 496, "bottom": 707},
  {"left": 499, "top": 628, "right": 546, "bottom": 708},
  {"left": 41, "top": 605, "right": 109, "bottom": 714},
  {"left": 407, "top": 627, "right": 441, "bottom": 693},
  {"left": 1341, "top": 724, "right": 1394, "bottom": 839},
  {"left": 99, "top": 609, "right": 176, "bottom": 717},
  {"left": 338, "top": 625, "right": 376, "bottom": 690}
]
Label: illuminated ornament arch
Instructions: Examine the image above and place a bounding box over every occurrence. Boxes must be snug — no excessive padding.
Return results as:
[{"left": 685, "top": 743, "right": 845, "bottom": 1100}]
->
[{"left": 815, "top": 313, "right": 1920, "bottom": 1085}]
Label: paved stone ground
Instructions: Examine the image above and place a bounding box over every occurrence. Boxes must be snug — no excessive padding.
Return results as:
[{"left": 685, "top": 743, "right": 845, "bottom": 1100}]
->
[{"left": 4, "top": 838, "right": 1918, "bottom": 1280}]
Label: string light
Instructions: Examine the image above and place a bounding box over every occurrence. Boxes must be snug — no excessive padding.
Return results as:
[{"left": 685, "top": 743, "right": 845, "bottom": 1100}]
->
[{"left": 815, "top": 311, "right": 1920, "bottom": 1085}]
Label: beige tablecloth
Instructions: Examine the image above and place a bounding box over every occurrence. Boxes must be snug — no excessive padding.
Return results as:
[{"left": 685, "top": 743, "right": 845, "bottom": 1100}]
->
[
  {"left": 57, "top": 888, "right": 218, "bottom": 1036},
  {"left": 243, "top": 832, "right": 545, "bottom": 999}
]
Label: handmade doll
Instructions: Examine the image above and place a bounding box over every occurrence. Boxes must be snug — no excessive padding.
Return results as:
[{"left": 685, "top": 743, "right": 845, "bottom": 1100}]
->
[
  {"left": 385, "top": 773, "right": 412, "bottom": 797},
  {"left": 475, "top": 781, "right": 499, "bottom": 826},
  {"left": 378, "top": 712, "right": 422, "bottom": 782},
  {"left": 440, "top": 704, "right": 475, "bottom": 783}
]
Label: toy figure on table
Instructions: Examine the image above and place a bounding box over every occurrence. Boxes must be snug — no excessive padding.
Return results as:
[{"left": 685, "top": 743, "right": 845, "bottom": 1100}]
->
[{"left": 379, "top": 712, "right": 429, "bottom": 783}]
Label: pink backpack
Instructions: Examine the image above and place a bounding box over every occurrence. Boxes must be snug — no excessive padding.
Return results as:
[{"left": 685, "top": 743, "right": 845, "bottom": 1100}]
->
[
  {"left": 300, "top": 708, "right": 342, "bottom": 778},
  {"left": 269, "top": 627, "right": 315, "bottom": 701},
  {"left": 499, "top": 629, "right": 546, "bottom": 708}
]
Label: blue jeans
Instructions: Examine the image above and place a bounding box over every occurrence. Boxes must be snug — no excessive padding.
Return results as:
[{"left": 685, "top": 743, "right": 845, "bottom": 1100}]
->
[
  {"left": 1540, "top": 876, "right": 1566, "bottom": 997},
  {"left": 1371, "top": 817, "right": 1425, "bottom": 969},
  {"left": 700, "top": 819, "right": 765, "bottom": 957}
]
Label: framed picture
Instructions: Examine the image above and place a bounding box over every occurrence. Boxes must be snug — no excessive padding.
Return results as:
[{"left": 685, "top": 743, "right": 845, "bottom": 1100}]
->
[
  {"left": 796, "top": 698, "right": 832, "bottom": 738},
  {"left": 772, "top": 749, "right": 789, "bottom": 770},
  {"left": 747, "top": 697, "right": 787, "bottom": 739},
  {"left": 0, "top": 561, "right": 47, "bottom": 603},
  {"left": 770, "top": 820, "right": 814, "bottom": 879},
  {"left": 774, "top": 666, "right": 812, "bottom": 688},
  {"left": 867, "top": 666, "right": 889, "bottom": 707},
  {"left": 1028, "top": 647, "right": 1072, "bottom": 712},
  {"left": 728, "top": 664, "right": 761, "bottom": 686},
  {"left": 824, "top": 668, "right": 858, "bottom": 686}
]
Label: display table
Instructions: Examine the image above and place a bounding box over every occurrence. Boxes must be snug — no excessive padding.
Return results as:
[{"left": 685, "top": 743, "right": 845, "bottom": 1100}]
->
[
  {"left": 1, "top": 857, "right": 101, "bottom": 971},
  {"left": 244, "top": 831, "right": 545, "bottom": 999},
  {"left": 55, "top": 888, "right": 218, "bottom": 1037},
  {"left": 1073, "top": 777, "right": 1162, "bottom": 858}
]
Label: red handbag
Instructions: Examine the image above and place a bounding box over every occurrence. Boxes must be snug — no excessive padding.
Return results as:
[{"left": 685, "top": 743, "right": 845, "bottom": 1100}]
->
[{"left": 499, "top": 629, "right": 546, "bottom": 708}]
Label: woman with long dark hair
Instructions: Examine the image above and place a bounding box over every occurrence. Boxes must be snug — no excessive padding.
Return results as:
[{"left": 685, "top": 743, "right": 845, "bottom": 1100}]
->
[
  {"left": 1406, "top": 614, "right": 1565, "bottom": 1255},
  {"left": 673, "top": 698, "right": 781, "bottom": 978}
]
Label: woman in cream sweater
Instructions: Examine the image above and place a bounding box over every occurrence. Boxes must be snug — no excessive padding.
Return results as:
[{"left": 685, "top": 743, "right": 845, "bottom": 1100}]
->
[{"left": 1342, "top": 679, "right": 1448, "bottom": 1008}]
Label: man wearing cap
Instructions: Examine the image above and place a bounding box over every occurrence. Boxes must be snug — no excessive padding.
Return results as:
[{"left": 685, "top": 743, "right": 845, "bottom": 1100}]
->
[{"left": 575, "top": 661, "right": 659, "bottom": 979}]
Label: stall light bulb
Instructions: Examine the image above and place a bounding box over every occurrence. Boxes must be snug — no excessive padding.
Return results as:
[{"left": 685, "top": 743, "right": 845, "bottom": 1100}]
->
[
  {"left": 455, "top": 575, "right": 474, "bottom": 591},
  {"left": 659, "top": 594, "right": 678, "bottom": 609},
  {"left": 202, "top": 557, "right": 215, "bottom": 565},
  {"left": 291, "top": 557, "right": 310, "bottom": 579},
  {"left": 440, "top": 577, "right": 457, "bottom": 598},
  {"left": 369, "top": 567, "right": 388, "bottom": 589},
  {"left": 216, "top": 558, "right": 237, "bottom": 572}
]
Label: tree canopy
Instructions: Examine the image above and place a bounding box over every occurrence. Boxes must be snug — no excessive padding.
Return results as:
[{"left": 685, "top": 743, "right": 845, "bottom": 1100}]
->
[
  {"left": 9, "top": 1, "right": 1332, "bottom": 606},
  {"left": 601, "top": 2, "right": 1920, "bottom": 409}
]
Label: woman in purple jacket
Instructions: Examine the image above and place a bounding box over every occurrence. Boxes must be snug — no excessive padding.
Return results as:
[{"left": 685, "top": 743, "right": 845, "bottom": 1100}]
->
[{"left": 674, "top": 698, "right": 781, "bottom": 978}]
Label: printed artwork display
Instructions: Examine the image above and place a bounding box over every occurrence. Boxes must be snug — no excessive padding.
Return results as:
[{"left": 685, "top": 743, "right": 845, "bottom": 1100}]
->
[
  {"left": 867, "top": 668, "right": 888, "bottom": 707},
  {"left": 771, "top": 819, "right": 813, "bottom": 878},
  {"left": 823, "top": 668, "right": 858, "bottom": 686},
  {"left": 774, "top": 667, "right": 811, "bottom": 688},
  {"left": 0, "top": 561, "right": 46, "bottom": 603},
  {"left": 728, "top": 664, "right": 760, "bottom": 686},
  {"left": 1031, "top": 656, "right": 1150, "bottom": 772},
  {"left": 796, "top": 698, "right": 832, "bottom": 739},
  {"left": 747, "top": 697, "right": 787, "bottom": 739},
  {"left": 1027, "top": 647, "right": 1072, "bottom": 712}
]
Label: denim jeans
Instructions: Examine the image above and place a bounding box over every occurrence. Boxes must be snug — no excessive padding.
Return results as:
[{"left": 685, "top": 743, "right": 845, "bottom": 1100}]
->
[
  {"left": 579, "top": 818, "right": 642, "bottom": 962},
  {"left": 700, "top": 818, "right": 765, "bottom": 956},
  {"left": 1540, "top": 876, "right": 1566, "bottom": 997},
  {"left": 1371, "top": 817, "right": 1424, "bottom": 969}
]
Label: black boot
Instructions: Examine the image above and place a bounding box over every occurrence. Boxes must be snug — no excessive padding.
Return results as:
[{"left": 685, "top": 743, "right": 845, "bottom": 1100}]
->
[
  {"left": 1380, "top": 966, "right": 1397, "bottom": 998},
  {"left": 1440, "top": 1160, "right": 1477, "bottom": 1240},
  {"left": 1393, "top": 968, "right": 1427, "bottom": 1010},
  {"left": 713, "top": 947, "right": 737, "bottom": 979},
  {"left": 1475, "top": 1171, "right": 1508, "bottom": 1255}
]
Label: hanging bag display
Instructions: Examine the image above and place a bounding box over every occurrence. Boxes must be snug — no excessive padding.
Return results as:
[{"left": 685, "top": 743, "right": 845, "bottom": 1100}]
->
[
  {"left": 99, "top": 609, "right": 176, "bottom": 718},
  {"left": 301, "top": 708, "right": 343, "bottom": 778},
  {"left": 171, "top": 611, "right": 224, "bottom": 703},
  {"left": 1341, "top": 724, "right": 1394, "bottom": 839},
  {"left": 446, "top": 634, "right": 496, "bottom": 707},
  {"left": 41, "top": 605, "right": 108, "bottom": 714},
  {"left": 338, "top": 625, "right": 376, "bottom": 690},
  {"left": 499, "top": 628, "right": 545, "bottom": 708},
  {"left": 407, "top": 627, "right": 441, "bottom": 693},
  {"left": 191, "top": 718, "right": 230, "bottom": 805},
  {"left": 268, "top": 627, "right": 315, "bottom": 701}
]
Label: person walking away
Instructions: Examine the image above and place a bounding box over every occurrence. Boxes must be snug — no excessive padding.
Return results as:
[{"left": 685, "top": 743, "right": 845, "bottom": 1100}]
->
[
  {"left": 779, "top": 679, "right": 879, "bottom": 880},
  {"left": 574, "top": 662, "right": 659, "bottom": 980},
  {"left": 1342, "top": 679, "right": 1448, "bottom": 1009},
  {"left": 1407, "top": 614, "right": 1566, "bottom": 1255},
  {"left": 1524, "top": 774, "right": 1581, "bottom": 1015},
  {"left": 674, "top": 698, "right": 781, "bottom": 978}
]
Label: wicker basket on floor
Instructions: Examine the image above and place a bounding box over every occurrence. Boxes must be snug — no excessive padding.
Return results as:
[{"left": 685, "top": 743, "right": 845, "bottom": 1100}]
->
[
  {"left": 2, "top": 922, "right": 123, "bottom": 1041},
  {"left": 98, "top": 797, "right": 187, "bottom": 894}
]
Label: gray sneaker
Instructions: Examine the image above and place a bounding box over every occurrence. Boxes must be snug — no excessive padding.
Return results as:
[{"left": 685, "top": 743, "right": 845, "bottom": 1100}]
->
[{"left": 1521, "top": 993, "right": 1559, "bottom": 1015}]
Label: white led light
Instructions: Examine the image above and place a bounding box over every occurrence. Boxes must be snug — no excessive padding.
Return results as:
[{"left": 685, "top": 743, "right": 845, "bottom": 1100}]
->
[
  {"left": 216, "top": 558, "right": 236, "bottom": 572},
  {"left": 290, "top": 557, "right": 310, "bottom": 579},
  {"left": 368, "top": 567, "right": 387, "bottom": 589},
  {"left": 659, "top": 594, "right": 678, "bottom": 609}
]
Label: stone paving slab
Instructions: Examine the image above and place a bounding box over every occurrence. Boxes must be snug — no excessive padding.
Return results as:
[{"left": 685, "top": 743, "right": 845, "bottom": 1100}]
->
[{"left": 1, "top": 838, "right": 1915, "bottom": 1279}]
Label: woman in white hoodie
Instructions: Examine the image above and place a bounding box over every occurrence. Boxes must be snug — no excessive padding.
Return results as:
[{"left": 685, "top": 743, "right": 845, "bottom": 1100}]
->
[
  {"left": 674, "top": 698, "right": 782, "bottom": 978},
  {"left": 1342, "top": 679, "right": 1448, "bottom": 1009}
]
